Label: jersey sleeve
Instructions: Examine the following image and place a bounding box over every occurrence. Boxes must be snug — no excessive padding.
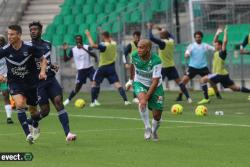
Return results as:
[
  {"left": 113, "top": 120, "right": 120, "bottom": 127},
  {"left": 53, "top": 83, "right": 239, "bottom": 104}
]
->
[
  {"left": 219, "top": 50, "right": 227, "bottom": 60},
  {"left": 0, "top": 48, "right": 6, "bottom": 59},
  {"left": 152, "top": 63, "right": 162, "bottom": 79},
  {"left": 98, "top": 43, "right": 106, "bottom": 52}
]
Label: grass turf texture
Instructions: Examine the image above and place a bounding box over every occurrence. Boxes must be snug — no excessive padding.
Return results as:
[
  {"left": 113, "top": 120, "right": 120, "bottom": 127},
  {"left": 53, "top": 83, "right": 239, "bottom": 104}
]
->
[{"left": 0, "top": 91, "right": 250, "bottom": 167}]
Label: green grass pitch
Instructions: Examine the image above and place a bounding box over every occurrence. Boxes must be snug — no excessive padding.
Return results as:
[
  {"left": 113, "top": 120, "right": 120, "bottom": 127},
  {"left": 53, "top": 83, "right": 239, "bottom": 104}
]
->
[{"left": 0, "top": 90, "right": 250, "bottom": 167}]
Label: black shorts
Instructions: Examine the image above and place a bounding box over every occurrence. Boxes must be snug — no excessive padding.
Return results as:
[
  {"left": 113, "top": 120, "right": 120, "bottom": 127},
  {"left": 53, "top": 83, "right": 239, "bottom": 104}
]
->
[
  {"left": 208, "top": 74, "right": 234, "bottom": 88},
  {"left": 161, "top": 66, "right": 180, "bottom": 81},
  {"left": 185, "top": 66, "right": 210, "bottom": 79},
  {"left": 93, "top": 63, "right": 119, "bottom": 85},
  {"left": 8, "top": 82, "right": 38, "bottom": 106},
  {"left": 76, "top": 66, "right": 95, "bottom": 84},
  {"left": 38, "top": 77, "right": 63, "bottom": 105}
]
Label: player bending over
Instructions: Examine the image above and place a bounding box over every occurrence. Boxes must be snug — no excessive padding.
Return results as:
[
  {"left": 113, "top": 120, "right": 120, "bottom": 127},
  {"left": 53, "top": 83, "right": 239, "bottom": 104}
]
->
[{"left": 126, "top": 39, "right": 164, "bottom": 141}]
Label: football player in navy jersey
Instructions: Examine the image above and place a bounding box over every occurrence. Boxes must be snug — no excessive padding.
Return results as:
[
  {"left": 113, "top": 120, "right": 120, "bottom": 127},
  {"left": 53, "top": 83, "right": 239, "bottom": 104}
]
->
[
  {"left": 28, "top": 21, "right": 76, "bottom": 142},
  {"left": 0, "top": 25, "right": 47, "bottom": 144}
]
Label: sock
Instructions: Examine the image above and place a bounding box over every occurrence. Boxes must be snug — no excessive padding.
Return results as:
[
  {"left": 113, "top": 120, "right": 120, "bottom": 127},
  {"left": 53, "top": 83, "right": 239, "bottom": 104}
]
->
[
  {"left": 58, "top": 109, "right": 70, "bottom": 136},
  {"left": 138, "top": 104, "right": 151, "bottom": 129},
  {"left": 17, "top": 108, "right": 30, "bottom": 136},
  {"left": 152, "top": 119, "right": 161, "bottom": 133},
  {"left": 118, "top": 87, "right": 128, "bottom": 101},
  {"left": 5, "top": 104, "right": 12, "bottom": 118},
  {"left": 240, "top": 87, "right": 250, "bottom": 93},
  {"left": 68, "top": 90, "right": 76, "bottom": 101},
  {"left": 31, "top": 112, "right": 43, "bottom": 128},
  {"left": 178, "top": 92, "right": 183, "bottom": 99},
  {"left": 179, "top": 83, "right": 190, "bottom": 99},
  {"left": 91, "top": 86, "right": 100, "bottom": 103},
  {"left": 216, "top": 91, "right": 222, "bottom": 98},
  {"left": 201, "top": 84, "right": 209, "bottom": 99},
  {"left": 27, "top": 118, "right": 33, "bottom": 125}
]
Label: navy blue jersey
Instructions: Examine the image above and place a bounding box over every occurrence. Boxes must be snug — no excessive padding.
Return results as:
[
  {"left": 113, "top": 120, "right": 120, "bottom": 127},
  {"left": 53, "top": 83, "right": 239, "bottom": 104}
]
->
[
  {"left": 0, "top": 41, "right": 43, "bottom": 84},
  {"left": 31, "top": 39, "right": 55, "bottom": 78}
]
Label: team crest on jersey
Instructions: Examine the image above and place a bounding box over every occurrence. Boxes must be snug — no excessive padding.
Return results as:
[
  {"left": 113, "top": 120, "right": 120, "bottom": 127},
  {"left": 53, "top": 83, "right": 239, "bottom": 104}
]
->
[
  {"left": 23, "top": 52, "right": 28, "bottom": 57},
  {"left": 9, "top": 54, "right": 13, "bottom": 58}
]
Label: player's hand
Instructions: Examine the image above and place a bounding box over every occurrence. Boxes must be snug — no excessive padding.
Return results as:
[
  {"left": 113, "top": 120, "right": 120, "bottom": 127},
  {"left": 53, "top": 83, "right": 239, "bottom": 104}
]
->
[
  {"left": 85, "top": 30, "right": 90, "bottom": 36},
  {"left": 39, "top": 72, "right": 47, "bottom": 80},
  {"left": 125, "top": 79, "right": 133, "bottom": 90},
  {"left": 125, "top": 63, "right": 130, "bottom": 69},
  {"left": 184, "top": 53, "right": 190, "bottom": 58},
  {"left": 63, "top": 43, "right": 68, "bottom": 50},
  {"left": 216, "top": 28, "right": 223, "bottom": 36},
  {"left": 0, "top": 75, "right": 6, "bottom": 83},
  {"left": 52, "top": 64, "right": 59, "bottom": 72}
]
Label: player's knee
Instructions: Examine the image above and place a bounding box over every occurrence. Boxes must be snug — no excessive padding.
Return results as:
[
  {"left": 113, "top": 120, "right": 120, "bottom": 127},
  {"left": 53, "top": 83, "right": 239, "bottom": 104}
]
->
[
  {"left": 40, "top": 105, "right": 50, "bottom": 117},
  {"left": 54, "top": 96, "right": 64, "bottom": 111}
]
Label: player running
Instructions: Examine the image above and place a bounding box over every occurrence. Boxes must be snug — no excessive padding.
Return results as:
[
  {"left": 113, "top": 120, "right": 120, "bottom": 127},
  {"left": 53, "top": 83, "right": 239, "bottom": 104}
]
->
[
  {"left": 0, "top": 25, "right": 47, "bottom": 144},
  {"left": 85, "top": 30, "right": 130, "bottom": 107},
  {"left": 147, "top": 23, "right": 192, "bottom": 103},
  {"left": 28, "top": 21, "right": 76, "bottom": 142},
  {"left": 0, "top": 34, "right": 14, "bottom": 124},
  {"left": 126, "top": 39, "right": 164, "bottom": 141},
  {"left": 200, "top": 27, "right": 250, "bottom": 98},
  {"left": 63, "top": 35, "right": 97, "bottom": 106}
]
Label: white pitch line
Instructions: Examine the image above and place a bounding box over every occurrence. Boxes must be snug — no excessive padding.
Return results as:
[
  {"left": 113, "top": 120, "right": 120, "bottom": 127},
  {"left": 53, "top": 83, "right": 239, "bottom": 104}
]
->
[
  {"left": 50, "top": 113, "right": 250, "bottom": 128},
  {"left": 0, "top": 125, "right": 214, "bottom": 137}
]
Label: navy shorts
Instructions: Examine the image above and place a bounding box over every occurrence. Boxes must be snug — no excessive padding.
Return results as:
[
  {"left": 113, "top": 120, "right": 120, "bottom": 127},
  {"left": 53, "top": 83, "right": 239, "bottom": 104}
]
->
[
  {"left": 185, "top": 66, "right": 210, "bottom": 79},
  {"left": 38, "top": 77, "right": 62, "bottom": 105},
  {"left": 93, "top": 63, "right": 119, "bottom": 85},
  {"left": 162, "top": 66, "right": 180, "bottom": 81},
  {"left": 76, "top": 66, "right": 95, "bottom": 84},
  {"left": 8, "top": 82, "right": 38, "bottom": 106},
  {"left": 208, "top": 74, "right": 234, "bottom": 88}
]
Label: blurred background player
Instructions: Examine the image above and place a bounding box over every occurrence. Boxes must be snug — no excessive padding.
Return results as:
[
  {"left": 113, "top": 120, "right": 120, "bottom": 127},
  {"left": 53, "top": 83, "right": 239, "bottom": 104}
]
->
[
  {"left": 85, "top": 30, "right": 131, "bottom": 107},
  {"left": 200, "top": 27, "right": 250, "bottom": 98},
  {"left": 0, "top": 25, "right": 47, "bottom": 144},
  {"left": 147, "top": 23, "right": 192, "bottom": 103},
  {"left": 240, "top": 31, "right": 250, "bottom": 55},
  {"left": 28, "top": 21, "right": 76, "bottom": 142},
  {"left": 0, "top": 34, "right": 14, "bottom": 124},
  {"left": 63, "top": 35, "right": 97, "bottom": 106},
  {"left": 180, "top": 31, "right": 221, "bottom": 104},
  {"left": 127, "top": 39, "right": 164, "bottom": 141},
  {"left": 123, "top": 31, "right": 141, "bottom": 104}
]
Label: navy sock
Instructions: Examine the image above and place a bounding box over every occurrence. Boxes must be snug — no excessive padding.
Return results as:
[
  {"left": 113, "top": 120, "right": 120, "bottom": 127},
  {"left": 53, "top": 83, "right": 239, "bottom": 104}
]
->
[
  {"left": 27, "top": 118, "right": 32, "bottom": 125},
  {"left": 179, "top": 83, "right": 190, "bottom": 99},
  {"left": 201, "top": 84, "right": 209, "bottom": 99},
  {"left": 68, "top": 90, "right": 76, "bottom": 101},
  {"left": 58, "top": 109, "right": 70, "bottom": 136},
  {"left": 118, "top": 87, "right": 128, "bottom": 101},
  {"left": 241, "top": 87, "right": 250, "bottom": 93},
  {"left": 91, "top": 86, "right": 100, "bottom": 102},
  {"left": 31, "top": 112, "right": 43, "bottom": 128},
  {"left": 17, "top": 108, "right": 30, "bottom": 136}
]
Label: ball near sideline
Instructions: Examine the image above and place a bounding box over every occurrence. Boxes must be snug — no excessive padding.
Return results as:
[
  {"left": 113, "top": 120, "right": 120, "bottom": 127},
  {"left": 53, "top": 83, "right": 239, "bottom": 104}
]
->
[
  {"left": 195, "top": 105, "right": 208, "bottom": 116},
  {"left": 171, "top": 104, "right": 183, "bottom": 115},
  {"left": 74, "top": 99, "right": 86, "bottom": 108}
]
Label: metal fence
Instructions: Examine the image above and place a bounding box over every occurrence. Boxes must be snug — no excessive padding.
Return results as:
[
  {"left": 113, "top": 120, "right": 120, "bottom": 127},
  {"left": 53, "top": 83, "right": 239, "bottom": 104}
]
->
[{"left": 51, "top": 0, "right": 250, "bottom": 92}]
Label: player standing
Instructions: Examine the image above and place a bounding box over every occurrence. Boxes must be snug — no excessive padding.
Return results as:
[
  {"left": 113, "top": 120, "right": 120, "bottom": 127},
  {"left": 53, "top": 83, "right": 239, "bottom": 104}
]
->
[
  {"left": 180, "top": 31, "right": 222, "bottom": 104},
  {"left": 147, "top": 23, "right": 192, "bottom": 103},
  {"left": 126, "top": 39, "right": 164, "bottom": 141},
  {"left": 63, "top": 35, "right": 97, "bottom": 106},
  {"left": 123, "top": 31, "right": 141, "bottom": 103},
  {"left": 85, "top": 30, "right": 130, "bottom": 106}
]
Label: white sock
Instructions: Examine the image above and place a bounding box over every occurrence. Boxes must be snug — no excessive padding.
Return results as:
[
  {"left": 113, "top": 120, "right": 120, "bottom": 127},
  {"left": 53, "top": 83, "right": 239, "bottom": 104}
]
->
[
  {"left": 138, "top": 104, "right": 151, "bottom": 129},
  {"left": 152, "top": 119, "right": 161, "bottom": 133},
  {"left": 5, "top": 104, "right": 12, "bottom": 118}
]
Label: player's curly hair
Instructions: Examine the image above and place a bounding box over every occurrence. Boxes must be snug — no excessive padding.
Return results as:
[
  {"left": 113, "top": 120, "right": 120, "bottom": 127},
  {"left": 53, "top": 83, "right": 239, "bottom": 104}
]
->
[{"left": 29, "top": 21, "right": 43, "bottom": 30}]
